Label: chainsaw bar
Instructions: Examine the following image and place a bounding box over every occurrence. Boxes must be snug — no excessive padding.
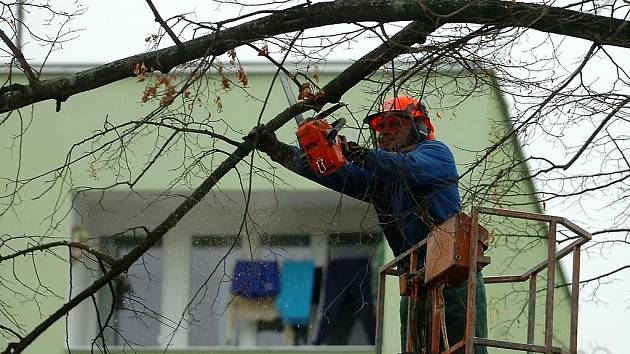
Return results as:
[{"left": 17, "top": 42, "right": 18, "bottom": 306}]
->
[{"left": 279, "top": 74, "right": 305, "bottom": 125}]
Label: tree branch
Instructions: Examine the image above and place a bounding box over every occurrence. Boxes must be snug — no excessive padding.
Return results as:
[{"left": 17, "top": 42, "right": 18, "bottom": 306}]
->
[
  {"left": 592, "top": 228, "right": 630, "bottom": 236},
  {"left": 578, "top": 265, "right": 630, "bottom": 285},
  {"left": 1, "top": 0, "right": 630, "bottom": 113},
  {"left": 0, "top": 241, "right": 116, "bottom": 266},
  {"left": 0, "top": 324, "right": 23, "bottom": 340},
  {"left": 144, "top": 0, "right": 185, "bottom": 50},
  {"left": 0, "top": 29, "right": 37, "bottom": 86}
]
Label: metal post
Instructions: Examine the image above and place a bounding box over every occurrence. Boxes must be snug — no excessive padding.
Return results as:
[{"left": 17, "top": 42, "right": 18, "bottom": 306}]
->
[
  {"left": 407, "top": 251, "right": 419, "bottom": 354},
  {"left": 464, "top": 208, "right": 480, "bottom": 354},
  {"left": 570, "top": 246, "right": 581, "bottom": 354},
  {"left": 376, "top": 270, "right": 387, "bottom": 354},
  {"left": 16, "top": 0, "right": 24, "bottom": 49},
  {"left": 527, "top": 273, "right": 537, "bottom": 354},
  {"left": 544, "top": 222, "right": 557, "bottom": 354},
  {"left": 430, "top": 285, "right": 441, "bottom": 354}
]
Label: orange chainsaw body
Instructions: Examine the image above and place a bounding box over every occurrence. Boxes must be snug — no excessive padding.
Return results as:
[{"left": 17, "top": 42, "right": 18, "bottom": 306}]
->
[{"left": 296, "top": 119, "right": 346, "bottom": 176}]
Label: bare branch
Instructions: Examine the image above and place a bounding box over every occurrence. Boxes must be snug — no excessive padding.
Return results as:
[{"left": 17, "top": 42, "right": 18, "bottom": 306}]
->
[
  {"left": 2, "top": 0, "right": 630, "bottom": 113},
  {"left": 144, "top": 0, "right": 185, "bottom": 50},
  {"left": 460, "top": 42, "right": 601, "bottom": 180},
  {"left": 0, "top": 324, "right": 23, "bottom": 340},
  {"left": 580, "top": 265, "right": 630, "bottom": 284},
  {"left": 592, "top": 228, "right": 630, "bottom": 236},
  {"left": 0, "top": 241, "right": 116, "bottom": 266},
  {"left": 0, "top": 29, "right": 37, "bottom": 86}
]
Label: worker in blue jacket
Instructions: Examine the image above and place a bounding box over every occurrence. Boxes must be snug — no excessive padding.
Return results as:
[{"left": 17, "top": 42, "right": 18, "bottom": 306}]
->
[{"left": 251, "top": 96, "right": 487, "bottom": 353}]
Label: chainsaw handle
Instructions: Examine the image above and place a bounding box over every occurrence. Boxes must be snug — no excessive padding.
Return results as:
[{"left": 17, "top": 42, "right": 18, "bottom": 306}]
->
[{"left": 327, "top": 118, "right": 346, "bottom": 144}]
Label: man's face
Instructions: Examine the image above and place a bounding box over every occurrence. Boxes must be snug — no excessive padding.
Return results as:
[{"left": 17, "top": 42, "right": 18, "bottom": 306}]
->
[{"left": 375, "top": 115, "right": 415, "bottom": 151}]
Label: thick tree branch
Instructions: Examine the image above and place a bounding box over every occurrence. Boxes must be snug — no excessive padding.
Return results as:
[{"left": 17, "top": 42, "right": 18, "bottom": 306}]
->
[
  {"left": 1, "top": 0, "right": 630, "bottom": 113},
  {"left": 1, "top": 20, "right": 434, "bottom": 354}
]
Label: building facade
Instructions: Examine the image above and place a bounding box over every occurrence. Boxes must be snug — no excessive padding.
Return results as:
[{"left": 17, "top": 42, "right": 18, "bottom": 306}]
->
[{"left": 0, "top": 62, "right": 572, "bottom": 354}]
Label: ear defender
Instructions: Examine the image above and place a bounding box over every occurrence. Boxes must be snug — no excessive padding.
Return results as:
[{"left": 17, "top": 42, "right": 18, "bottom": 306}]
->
[
  {"left": 410, "top": 119, "right": 429, "bottom": 144},
  {"left": 408, "top": 101, "right": 430, "bottom": 144},
  {"left": 417, "top": 101, "right": 430, "bottom": 120}
]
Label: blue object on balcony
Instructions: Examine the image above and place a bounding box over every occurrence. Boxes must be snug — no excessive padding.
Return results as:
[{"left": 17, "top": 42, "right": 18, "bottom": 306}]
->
[
  {"left": 231, "top": 260, "right": 280, "bottom": 299},
  {"left": 276, "top": 260, "right": 315, "bottom": 326}
]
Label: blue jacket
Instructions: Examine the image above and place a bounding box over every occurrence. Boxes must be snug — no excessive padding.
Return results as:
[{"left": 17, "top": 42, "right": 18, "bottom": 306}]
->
[{"left": 287, "top": 140, "right": 462, "bottom": 256}]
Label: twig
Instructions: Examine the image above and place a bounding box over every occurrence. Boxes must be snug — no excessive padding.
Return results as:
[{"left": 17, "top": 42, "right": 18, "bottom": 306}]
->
[
  {"left": 0, "top": 324, "right": 23, "bottom": 340},
  {"left": 0, "top": 28, "right": 37, "bottom": 86},
  {"left": 144, "top": 0, "right": 184, "bottom": 50},
  {"left": 0, "top": 241, "right": 116, "bottom": 266},
  {"left": 134, "top": 120, "right": 241, "bottom": 147},
  {"left": 459, "top": 42, "right": 600, "bottom": 179},
  {"left": 592, "top": 228, "right": 630, "bottom": 236},
  {"left": 244, "top": 42, "right": 302, "bottom": 87},
  {"left": 577, "top": 265, "right": 630, "bottom": 285}
]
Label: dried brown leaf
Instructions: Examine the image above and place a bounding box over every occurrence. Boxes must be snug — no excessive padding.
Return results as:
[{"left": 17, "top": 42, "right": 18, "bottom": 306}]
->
[
  {"left": 215, "top": 96, "right": 223, "bottom": 112},
  {"left": 258, "top": 44, "right": 269, "bottom": 56},
  {"left": 297, "top": 82, "right": 313, "bottom": 100},
  {"left": 237, "top": 66, "right": 248, "bottom": 87},
  {"left": 222, "top": 77, "right": 231, "bottom": 89},
  {"left": 228, "top": 48, "right": 237, "bottom": 64},
  {"left": 314, "top": 89, "right": 325, "bottom": 101},
  {"left": 312, "top": 66, "right": 320, "bottom": 82}
]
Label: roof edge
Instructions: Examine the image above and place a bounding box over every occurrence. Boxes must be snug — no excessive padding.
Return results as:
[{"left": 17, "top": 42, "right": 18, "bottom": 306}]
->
[{"left": 1, "top": 59, "right": 484, "bottom": 76}]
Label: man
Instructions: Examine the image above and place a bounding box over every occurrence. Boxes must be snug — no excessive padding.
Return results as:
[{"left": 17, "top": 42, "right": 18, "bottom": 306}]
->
[{"left": 250, "top": 96, "right": 487, "bottom": 353}]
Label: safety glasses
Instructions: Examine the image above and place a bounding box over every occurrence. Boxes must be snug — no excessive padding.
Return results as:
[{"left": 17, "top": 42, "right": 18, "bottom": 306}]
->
[{"left": 364, "top": 110, "right": 412, "bottom": 133}]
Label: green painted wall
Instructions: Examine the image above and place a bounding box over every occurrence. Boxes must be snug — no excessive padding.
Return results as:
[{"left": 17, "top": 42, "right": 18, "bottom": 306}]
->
[{"left": 0, "top": 66, "right": 572, "bottom": 354}]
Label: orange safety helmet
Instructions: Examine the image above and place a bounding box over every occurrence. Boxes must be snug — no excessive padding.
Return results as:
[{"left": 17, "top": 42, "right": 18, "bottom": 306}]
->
[{"left": 364, "top": 96, "right": 435, "bottom": 142}]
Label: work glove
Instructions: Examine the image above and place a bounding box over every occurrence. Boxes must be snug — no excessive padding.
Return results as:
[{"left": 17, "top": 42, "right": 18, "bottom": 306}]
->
[
  {"left": 243, "top": 124, "right": 280, "bottom": 155},
  {"left": 341, "top": 136, "right": 369, "bottom": 166},
  {"left": 243, "top": 124, "right": 295, "bottom": 167}
]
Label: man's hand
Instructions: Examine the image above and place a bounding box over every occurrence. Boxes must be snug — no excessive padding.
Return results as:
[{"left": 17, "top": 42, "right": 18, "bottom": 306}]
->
[
  {"left": 341, "top": 137, "right": 368, "bottom": 165},
  {"left": 243, "top": 124, "right": 279, "bottom": 155},
  {"left": 243, "top": 124, "right": 297, "bottom": 167}
]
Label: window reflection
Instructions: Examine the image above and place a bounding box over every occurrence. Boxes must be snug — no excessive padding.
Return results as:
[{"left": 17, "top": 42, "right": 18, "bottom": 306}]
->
[{"left": 96, "top": 233, "right": 381, "bottom": 347}]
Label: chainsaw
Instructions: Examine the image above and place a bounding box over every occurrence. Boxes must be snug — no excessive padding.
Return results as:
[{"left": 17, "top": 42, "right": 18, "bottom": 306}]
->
[{"left": 280, "top": 75, "right": 347, "bottom": 176}]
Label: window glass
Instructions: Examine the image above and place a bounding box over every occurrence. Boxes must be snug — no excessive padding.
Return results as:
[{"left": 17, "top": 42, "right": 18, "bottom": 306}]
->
[
  {"left": 186, "top": 233, "right": 381, "bottom": 347},
  {"left": 92, "top": 232, "right": 382, "bottom": 347},
  {"left": 188, "top": 236, "right": 238, "bottom": 346},
  {"left": 97, "top": 237, "right": 162, "bottom": 346}
]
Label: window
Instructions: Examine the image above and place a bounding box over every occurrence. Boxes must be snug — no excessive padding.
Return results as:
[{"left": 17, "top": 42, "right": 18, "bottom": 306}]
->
[
  {"left": 69, "top": 190, "right": 383, "bottom": 350},
  {"left": 96, "top": 236, "right": 163, "bottom": 347},
  {"left": 187, "top": 236, "right": 238, "bottom": 346},
  {"left": 184, "top": 233, "right": 382, "bottom": 347}
]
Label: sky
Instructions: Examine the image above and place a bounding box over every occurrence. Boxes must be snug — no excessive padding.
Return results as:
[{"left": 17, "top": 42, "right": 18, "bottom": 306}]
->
[{"left": 9, "top": 1, "right": 630, "bottom": 353}]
